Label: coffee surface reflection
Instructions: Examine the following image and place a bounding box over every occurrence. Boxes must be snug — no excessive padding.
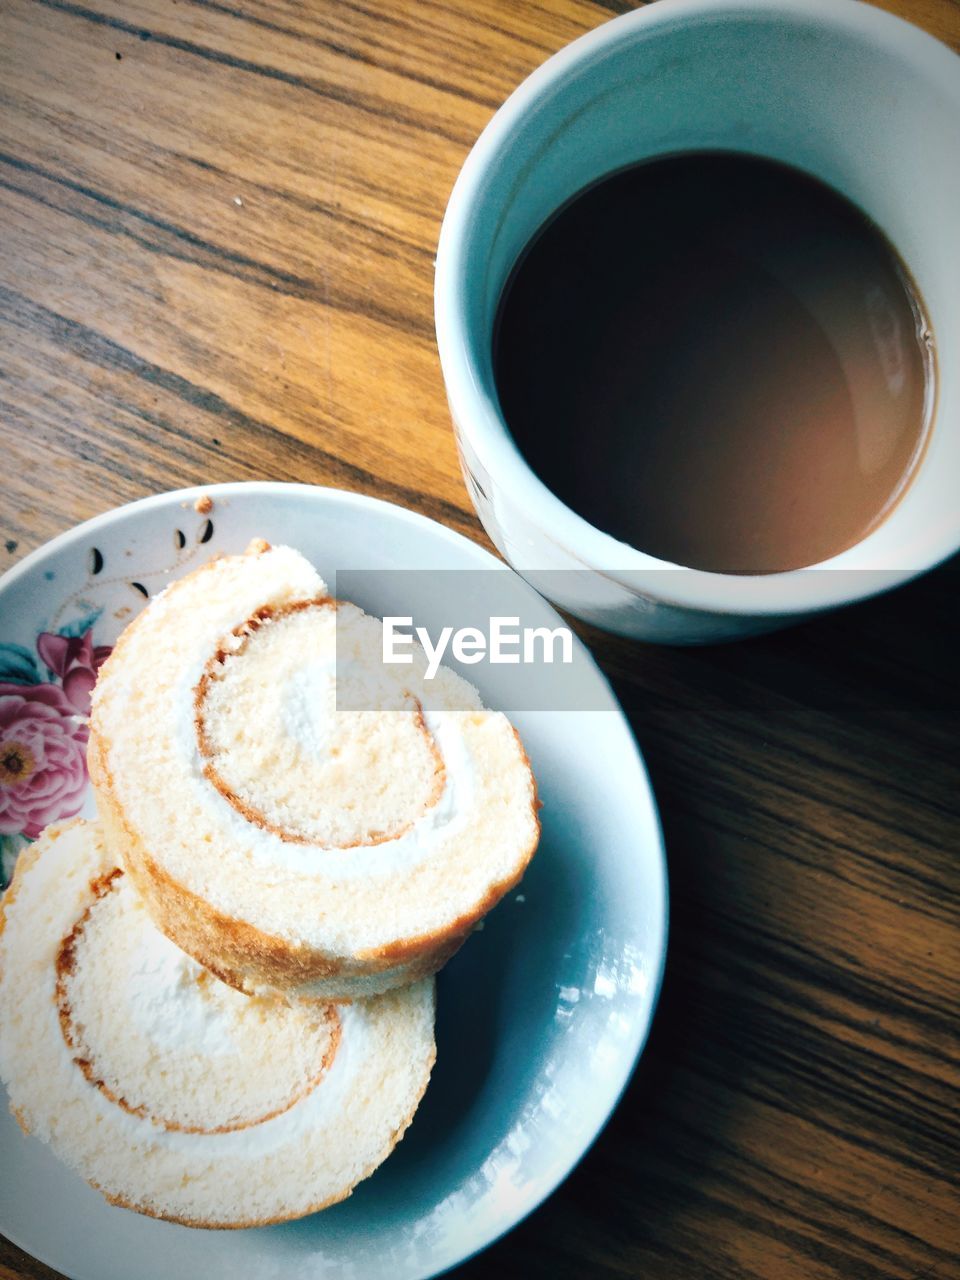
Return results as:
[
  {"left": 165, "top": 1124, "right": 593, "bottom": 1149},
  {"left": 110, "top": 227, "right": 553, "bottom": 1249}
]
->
[{"left": 493, "top": 153, "right": 934, "bottom": 573}]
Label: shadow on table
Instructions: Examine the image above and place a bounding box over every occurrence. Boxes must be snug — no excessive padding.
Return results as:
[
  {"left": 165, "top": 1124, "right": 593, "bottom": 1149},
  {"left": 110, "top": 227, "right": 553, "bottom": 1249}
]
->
[{"left": 454, "top": 554, "right": 959, "bottom": 1279}]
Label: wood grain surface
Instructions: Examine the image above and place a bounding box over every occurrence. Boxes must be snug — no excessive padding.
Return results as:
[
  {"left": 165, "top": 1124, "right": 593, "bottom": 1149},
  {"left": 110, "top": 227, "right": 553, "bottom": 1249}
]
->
[{"left": 0, "top": 0, "right": 958, "bottom": 1277}]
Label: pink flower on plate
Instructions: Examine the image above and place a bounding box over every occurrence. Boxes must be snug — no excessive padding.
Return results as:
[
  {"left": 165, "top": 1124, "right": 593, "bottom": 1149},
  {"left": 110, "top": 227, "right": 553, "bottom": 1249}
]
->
[
  {"left": 0, "top": 682, "right": 89, "bottom": 839},
  {"left": 37, "top": 629, "right": 111, "bottom": 716}
]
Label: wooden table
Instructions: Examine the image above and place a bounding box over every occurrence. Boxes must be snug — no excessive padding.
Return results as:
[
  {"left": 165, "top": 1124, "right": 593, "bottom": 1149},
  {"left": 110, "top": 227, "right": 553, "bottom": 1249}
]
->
[{"left": 1, "top": 0, "right": 958, "bottom": 1276}]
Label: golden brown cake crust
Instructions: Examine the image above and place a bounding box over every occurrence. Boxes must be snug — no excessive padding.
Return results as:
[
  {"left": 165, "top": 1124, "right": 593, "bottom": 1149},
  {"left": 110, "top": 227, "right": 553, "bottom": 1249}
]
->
[{"left": 91, "top": 724, "right": 539, "bottom": 998}]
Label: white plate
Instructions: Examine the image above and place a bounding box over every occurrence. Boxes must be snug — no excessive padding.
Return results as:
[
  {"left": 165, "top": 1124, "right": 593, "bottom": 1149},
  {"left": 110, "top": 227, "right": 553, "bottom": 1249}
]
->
[{"left": 0, "top": 483, "right": 667, "bottom": 1280}]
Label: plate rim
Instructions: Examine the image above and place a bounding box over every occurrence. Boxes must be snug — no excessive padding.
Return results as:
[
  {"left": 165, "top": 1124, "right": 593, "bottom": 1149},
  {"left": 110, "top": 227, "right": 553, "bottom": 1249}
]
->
[{"left": 0, "top": 481, "right": 669, "bottom": 1280}]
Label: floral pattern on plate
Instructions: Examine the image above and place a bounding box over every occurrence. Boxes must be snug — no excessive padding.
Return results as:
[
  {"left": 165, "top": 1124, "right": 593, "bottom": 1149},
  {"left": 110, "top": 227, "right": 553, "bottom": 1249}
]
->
[
  {"left": 0, "top": 506, "right": 220, "bottom": 888},
  {"left": 0, "top": 620, "right": 112, "bottom": 885}
]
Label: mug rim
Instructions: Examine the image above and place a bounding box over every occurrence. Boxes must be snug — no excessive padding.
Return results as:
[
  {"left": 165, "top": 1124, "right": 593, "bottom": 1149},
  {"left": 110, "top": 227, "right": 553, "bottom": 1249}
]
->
[{"left": 434, "top": 0, "right": 960, "bottom": 618}]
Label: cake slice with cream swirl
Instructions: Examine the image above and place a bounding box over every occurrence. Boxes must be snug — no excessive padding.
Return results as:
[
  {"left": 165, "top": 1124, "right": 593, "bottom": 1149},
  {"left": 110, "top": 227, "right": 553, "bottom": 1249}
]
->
[
  {"left": 0, "top": 819, "right": 435, "bottom": 1226},
  {"left": 88, "top": 541, "right": 540, "bottom": 1001}
]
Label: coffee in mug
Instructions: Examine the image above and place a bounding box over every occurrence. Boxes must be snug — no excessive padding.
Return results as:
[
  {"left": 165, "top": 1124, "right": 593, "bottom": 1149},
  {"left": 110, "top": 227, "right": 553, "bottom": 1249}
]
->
[{"left": 493, "top": 152, "right": 936, "bottom": 574}]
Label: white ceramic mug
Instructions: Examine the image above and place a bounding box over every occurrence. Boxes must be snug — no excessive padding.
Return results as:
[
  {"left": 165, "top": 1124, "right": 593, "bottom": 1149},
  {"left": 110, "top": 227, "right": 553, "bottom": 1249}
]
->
[{"left": 435, "top": 0, "right": 960, "bottom": 642}]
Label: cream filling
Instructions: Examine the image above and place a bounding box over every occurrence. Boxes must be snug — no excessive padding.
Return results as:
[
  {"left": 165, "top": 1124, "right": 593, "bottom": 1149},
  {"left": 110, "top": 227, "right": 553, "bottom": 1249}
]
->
[
  {"left": 60, "top": 868, "right": 342, "bottom": 1134},
  {"left": 282, "top": 657, "right": 417, "bottom": 756},
  {"left": 2, "top": 824, "right": 384, "bottom": 1168},
  {"left": 126, "top": 919, "right": 241, "bottom": 1056},
  {"left": 39, "top": 937, "right": 367, "bottom": 1157},
  {"left": 78, "top": 1003, "right": 368, "bottom": 1158},
  {"left": 209, "top": 706, "right": 476, "bottom": 879},
  {"left": 0, "top": 825, "right": 440, "bottom": 1230},
  {"left": 282, "top": 661, "right": 340, "bottom": 758},
  {"left": 172, "top": 653, "right": 478, "bottom": 883}
]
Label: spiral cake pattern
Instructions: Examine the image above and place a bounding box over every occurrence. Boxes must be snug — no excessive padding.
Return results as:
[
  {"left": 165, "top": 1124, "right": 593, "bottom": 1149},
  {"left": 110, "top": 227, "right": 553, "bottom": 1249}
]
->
[
  {"left": 0, "top": 820, "right": 435, "bottom": 1226},
  {"left": 88, "top": 542, "right": 540, "bottom": 1000}
]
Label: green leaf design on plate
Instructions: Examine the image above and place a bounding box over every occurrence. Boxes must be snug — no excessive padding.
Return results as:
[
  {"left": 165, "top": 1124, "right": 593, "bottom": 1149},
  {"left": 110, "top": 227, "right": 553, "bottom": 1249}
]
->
[
  {"left": 0, "top": 832, "right": 30, "bottom": 889},
  {"left": 59, "top": 608, "right": 104, "bottom": 639},
  {"left": 0, "top": 642, "right": 41, "bottom": 685}
]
